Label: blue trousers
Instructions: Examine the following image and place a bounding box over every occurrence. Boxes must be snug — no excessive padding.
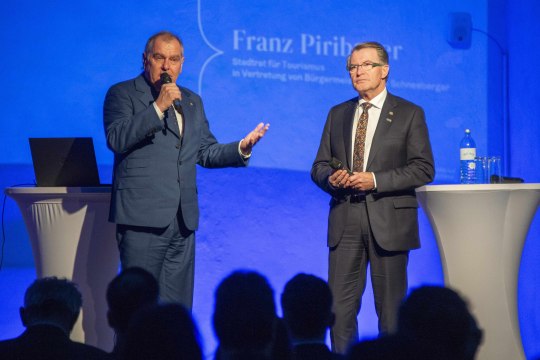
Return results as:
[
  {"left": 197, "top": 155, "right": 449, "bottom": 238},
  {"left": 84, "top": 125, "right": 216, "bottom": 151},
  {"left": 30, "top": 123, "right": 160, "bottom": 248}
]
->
[{"left": 116, "top": 214, "right": 195, "bottom": 309}]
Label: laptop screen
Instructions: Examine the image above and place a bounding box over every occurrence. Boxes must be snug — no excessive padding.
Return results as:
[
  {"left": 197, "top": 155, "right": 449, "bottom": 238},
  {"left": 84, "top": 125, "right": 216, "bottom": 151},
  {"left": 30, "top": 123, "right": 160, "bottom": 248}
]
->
[{"left": 29, "top": 137, "right": 101, "bottom": 187}]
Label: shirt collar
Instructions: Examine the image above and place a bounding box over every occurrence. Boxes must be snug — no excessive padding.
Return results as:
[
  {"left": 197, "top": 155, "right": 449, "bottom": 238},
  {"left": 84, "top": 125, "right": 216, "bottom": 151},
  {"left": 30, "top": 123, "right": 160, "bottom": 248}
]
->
[{"left": 358, "top": 88, "right": 387, "bottom": 109}]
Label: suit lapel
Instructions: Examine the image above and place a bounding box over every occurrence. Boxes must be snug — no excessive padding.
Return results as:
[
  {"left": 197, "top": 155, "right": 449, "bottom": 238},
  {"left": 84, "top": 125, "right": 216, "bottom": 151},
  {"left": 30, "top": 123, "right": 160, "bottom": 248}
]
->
[
  {"left": 163, "top": 92, "right": 196, "bottom": 141},
  {"left": 164, "top": 108, "right": 181, "bottom": 138},
  {"left": 134, "top": 74, "right": 156, "bottom": 108},
  {"left": 177, "top": 92, "right": 196, "bottom": 147},
  {"left": 342, "top": 99, "right": 358, "bottom": 170},
  {"left": 366, "top": 93, "right": 397, "bottom": 170}
]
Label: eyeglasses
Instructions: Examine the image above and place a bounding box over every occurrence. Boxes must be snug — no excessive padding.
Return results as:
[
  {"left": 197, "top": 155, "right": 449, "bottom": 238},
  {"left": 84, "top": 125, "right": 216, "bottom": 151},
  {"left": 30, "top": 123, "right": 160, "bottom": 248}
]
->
[{"left": 347, "top": 62, "right": 383, "bottom": 72}]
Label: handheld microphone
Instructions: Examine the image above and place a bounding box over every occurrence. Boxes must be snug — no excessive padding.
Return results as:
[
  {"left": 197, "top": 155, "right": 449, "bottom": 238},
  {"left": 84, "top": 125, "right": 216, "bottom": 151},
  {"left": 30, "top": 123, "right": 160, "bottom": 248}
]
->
[
  {"left": 328, "top": 157, "right": 353, "bottom": 175},
  {"left": 160, "top": 72, "right": 182, "bottom": 113}
]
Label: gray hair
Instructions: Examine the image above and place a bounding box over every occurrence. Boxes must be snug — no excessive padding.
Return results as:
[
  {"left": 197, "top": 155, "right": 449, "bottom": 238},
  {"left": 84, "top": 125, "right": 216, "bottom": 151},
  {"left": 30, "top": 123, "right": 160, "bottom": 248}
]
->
[
  {"left": 144, "top": 30, "right": 183, "bottom": 56},
  {"left": 24, "top": 277, "right": 82, "bottom": 315},
  {"left": 346, "top": 41, "right": 389, "bottom": 67}
]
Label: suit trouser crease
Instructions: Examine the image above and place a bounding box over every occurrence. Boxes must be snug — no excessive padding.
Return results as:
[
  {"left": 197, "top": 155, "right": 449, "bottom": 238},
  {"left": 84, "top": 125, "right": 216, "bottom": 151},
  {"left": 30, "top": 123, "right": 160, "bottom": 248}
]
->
[
  {"left": 116, "top": 214, "right": 195, "bottom": 308},
  {"left": 328, "top": 201, "right": 409, "bottom": 353}
]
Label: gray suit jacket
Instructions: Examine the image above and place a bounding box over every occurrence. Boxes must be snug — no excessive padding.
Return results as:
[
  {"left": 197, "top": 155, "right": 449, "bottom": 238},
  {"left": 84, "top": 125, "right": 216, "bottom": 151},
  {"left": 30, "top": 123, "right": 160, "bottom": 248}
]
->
[
  {"left": 104, "top": 74, "right": 247, "bottom": 230},
  {"left": 311, "top": 92, "right": 435, "bottom": 251}
]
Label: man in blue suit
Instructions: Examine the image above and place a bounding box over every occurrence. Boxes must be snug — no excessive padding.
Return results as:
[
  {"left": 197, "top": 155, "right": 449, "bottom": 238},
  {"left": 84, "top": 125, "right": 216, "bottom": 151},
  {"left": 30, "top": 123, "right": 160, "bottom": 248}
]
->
[
  {"left": 311, "top": 42, "right": 434, "bottom": 353},
  {"left": 103, "top": 31, "right": 269, "bottom": 308}
]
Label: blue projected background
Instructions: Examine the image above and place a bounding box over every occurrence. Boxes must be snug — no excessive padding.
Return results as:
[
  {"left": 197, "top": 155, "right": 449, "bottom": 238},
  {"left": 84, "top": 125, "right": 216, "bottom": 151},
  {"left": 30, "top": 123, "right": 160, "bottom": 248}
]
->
[
  {"left": 1, "top": 0, "right": 490, "bottom": 181},
  {"left": 1, "top": 0, "right": 539, "bottom": 358}
]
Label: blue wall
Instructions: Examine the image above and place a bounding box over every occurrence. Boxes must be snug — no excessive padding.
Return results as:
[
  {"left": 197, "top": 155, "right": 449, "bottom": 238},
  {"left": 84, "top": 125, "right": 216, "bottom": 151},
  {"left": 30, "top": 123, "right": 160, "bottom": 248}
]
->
[
  {"left": 507, "top": 1, "right": 540, "bottom": 357},
  {"left": 1, "top": 0, "right": 539, "bottom": 358}
]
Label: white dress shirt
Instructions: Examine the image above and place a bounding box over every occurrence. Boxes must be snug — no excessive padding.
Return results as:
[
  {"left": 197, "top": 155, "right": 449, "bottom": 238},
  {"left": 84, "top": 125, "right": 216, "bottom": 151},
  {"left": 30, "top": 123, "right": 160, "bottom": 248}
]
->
[{"left": 350, "top": 88, "right": 388, "bottom": 187}]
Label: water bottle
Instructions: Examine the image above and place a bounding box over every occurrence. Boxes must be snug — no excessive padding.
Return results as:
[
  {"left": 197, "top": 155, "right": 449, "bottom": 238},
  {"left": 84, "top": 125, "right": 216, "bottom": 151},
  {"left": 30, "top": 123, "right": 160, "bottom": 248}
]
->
[{"left": 460, "top": 129, "right": 477, "bottom": 184}]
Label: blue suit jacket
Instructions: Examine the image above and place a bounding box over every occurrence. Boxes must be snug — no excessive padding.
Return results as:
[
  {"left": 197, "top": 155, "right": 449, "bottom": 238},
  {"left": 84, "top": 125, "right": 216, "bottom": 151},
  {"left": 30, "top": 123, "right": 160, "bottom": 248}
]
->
[
  {"left": 104, "top": 74, "right": 247, "bottom": 230},
  {"left": 311, "top": 92, "right": 435, "bottom": 251}
]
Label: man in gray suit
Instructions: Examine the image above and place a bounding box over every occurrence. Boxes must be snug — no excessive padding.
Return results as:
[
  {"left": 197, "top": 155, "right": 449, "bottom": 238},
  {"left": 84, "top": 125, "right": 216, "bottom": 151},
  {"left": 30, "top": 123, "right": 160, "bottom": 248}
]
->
[
  {"left": 311, "top": 41, "right": 434, "bottom": 353},
  {"left": 104, "top": 31, "right": 269, "bottom": 308}
]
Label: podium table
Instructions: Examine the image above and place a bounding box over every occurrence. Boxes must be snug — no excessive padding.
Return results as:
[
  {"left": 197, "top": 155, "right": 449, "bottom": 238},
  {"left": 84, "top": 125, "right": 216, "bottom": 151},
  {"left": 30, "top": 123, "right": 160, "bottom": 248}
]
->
[
  {"left": 5, "top": 186, "right": 119, "bottom": 351},
  {"left": 416, "top": 184, "right": 540, "bottom": 360}
]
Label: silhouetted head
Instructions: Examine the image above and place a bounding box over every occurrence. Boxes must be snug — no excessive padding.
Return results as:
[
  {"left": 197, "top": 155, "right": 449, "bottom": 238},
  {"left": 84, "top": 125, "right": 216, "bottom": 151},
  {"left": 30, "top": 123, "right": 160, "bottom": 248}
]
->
[
  {"left": 106, "top": 266, "right": 159, "bottom": 333},
  {"left": 281, "top": 273, "right": 334, "bottom": 341},
  {"left": 19, "top": 277, "right": 82, "bottom": 335},
  {"left": 397, "top": 285, "right": 482, "bottom": 360},
  {"left": 213, "top": 270, "right": 277, "bottom": 352},
  {"left": 122, "top": 303, "right": 203, "bottom": 360}
]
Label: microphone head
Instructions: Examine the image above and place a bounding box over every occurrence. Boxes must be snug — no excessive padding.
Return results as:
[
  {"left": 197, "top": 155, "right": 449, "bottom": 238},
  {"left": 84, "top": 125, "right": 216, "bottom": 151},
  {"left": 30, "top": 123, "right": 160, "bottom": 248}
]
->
[
  {"left": 328, "top": 157, "right": 344, "bottom": 170},
  {"left": 160, "top": 72, "right": 172, "bottom": 84}
]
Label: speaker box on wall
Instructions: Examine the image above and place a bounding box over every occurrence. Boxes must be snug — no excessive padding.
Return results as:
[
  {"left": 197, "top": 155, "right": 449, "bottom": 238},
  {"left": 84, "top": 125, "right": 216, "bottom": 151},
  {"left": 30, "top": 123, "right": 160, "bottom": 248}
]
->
[{"left": 448, "top": 12, "right": 472, "bottom": 49}]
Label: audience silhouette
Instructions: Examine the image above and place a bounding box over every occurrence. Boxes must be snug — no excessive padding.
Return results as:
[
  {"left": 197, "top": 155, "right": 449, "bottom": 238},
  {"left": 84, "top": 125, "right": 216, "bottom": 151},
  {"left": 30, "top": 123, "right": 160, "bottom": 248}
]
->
[
  {"left": 0, "top": 276, "right": 111, "bottom": 360},
  {"left": 281, "top": 273, "right": 344, "bottom": 360},
  {"left": 0, "top": 272, "right": 487, "bottom": 360},
  {"left": 212, "top": 270, "right": 291, "bottom": 360},
  {"left": 106, "top": 266, "right": 159, "bottom": 357},
  {"left": 119, "top": 303, "right": 203, "bottom": 360},
  {"left": 346, "top": 285, "right": 483, "bottom": 360}
]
